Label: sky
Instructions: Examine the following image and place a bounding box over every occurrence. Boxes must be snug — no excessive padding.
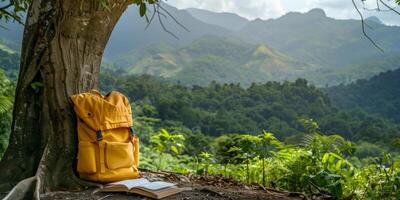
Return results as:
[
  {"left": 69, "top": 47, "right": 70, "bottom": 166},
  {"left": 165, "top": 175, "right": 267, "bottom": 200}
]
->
[{"left": 166, "top": 0, "right": 400, "bottom": 25}]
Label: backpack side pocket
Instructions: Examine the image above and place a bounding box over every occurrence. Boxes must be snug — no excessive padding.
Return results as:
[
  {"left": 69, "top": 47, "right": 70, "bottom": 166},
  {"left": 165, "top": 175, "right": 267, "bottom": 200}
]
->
[
  {"left": 77, "top": 142, "right": 97, "bottom": 174},
  {"left": 105, "top": 142, "right": 134, "bottom": 170}
]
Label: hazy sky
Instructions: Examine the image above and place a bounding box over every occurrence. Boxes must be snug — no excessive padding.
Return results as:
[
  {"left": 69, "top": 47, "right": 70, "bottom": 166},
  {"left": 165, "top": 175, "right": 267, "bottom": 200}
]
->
[{"left": 166, "top": 0, "right": 400, "bottom": 25}]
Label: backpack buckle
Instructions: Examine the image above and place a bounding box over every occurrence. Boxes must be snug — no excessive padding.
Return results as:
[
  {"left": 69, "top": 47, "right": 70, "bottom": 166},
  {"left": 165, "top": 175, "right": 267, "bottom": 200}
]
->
[
  {"left": 96, "top": 130, "right": 103, "bottom": 141},
  {"left": 129, "top": 127, "right": 136, "bottom": 134}
]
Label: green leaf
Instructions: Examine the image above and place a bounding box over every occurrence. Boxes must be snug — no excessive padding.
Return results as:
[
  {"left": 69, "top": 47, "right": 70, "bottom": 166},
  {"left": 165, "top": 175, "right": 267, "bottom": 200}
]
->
[
  {"left": 322, "top": 153, "right": 329, "bottom": 164},
  {"left": 31, "top": 82, "right": 44, "bottom": 92},
  {"left": 0, "top": 96, "right": 12, "bottom": 114},
  {"left": 335, "top": 159, "right": 343, "bottom": 171},
  {"left": 139, "top": 3, "right": 147, "bottom": 17},
  {"left": 170, "top": 146, "right": 178, "bottom": 154},
  {"left": 99, "top": 0, "right": 110, "bottom": 11}
]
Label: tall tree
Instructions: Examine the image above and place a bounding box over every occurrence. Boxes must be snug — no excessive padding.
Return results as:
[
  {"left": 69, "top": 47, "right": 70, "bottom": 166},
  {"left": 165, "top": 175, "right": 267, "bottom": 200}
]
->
[{"left": 0, "top": 0, "right": 159, "bottom": 199}]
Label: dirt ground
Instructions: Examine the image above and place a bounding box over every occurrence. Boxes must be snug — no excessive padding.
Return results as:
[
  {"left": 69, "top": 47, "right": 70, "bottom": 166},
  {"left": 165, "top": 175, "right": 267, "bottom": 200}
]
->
[
  {"left": 6, "top": 171, "right": 314, "bottom": 200},
  {"left": 39, "top": 185, "right": 305, "bottom": 200}
]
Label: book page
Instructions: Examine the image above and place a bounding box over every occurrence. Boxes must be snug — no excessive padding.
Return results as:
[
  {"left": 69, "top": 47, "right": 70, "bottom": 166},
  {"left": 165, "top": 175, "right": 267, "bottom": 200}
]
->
[
  {"left": 106, "top": 178, "right": 149, "bottom": 189},
  {"left": 136, "top": 181, "right": 176, "bottom": 191}
]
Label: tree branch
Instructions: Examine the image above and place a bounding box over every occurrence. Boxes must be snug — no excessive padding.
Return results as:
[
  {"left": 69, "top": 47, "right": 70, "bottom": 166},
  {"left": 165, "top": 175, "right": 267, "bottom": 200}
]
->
[
  {"left": 157, "top": 2, "right": 190, "bottom": 32},
  {"left": 379, "top": 0, "right": 400, "bottom": 15},
  {"left": 0, "top": 3, "right": 13, "bottom": 10},
  {"left": 352, "top": 0, "right": 384, "bottom": 52},
  {"left": 156, "top": 5, "right": 179, "bottom": 39},
  {"left": 0, "top": 0, "right": 25, "bottom": 24},
  {"left": 145, "top": 4, "right": 157, "bottom": 30}
]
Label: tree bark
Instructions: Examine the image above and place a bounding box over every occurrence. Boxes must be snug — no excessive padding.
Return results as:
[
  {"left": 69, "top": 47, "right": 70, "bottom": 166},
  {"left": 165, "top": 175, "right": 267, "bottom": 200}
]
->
[{"left": 0, "top": 0, "right": 130, "bottom": 198}]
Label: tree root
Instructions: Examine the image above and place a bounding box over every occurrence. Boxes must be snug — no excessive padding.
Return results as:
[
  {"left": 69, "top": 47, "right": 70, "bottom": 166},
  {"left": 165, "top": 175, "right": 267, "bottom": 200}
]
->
[
  {"left": 3, "top": 144, "right": 102, "bottom": 200},
  {"left": 3, "top": 176, "right": 37, "bottom": 200},
  {"left": 3, "top": 173, "right": 103, "bottom": 200}
]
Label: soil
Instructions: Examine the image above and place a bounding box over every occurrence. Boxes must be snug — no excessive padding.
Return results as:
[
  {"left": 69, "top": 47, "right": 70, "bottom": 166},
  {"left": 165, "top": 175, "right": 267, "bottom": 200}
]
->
[{"left": 3, "top": 170, "right": 312, "bottom": 200}]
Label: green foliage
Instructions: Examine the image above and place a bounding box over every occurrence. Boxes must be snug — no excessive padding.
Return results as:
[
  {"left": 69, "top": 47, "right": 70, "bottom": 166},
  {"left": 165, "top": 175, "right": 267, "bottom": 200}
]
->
[
  {"left": 98, "top": 0, "right": 158, "bottom": 15},
  {"left": 0, "top": 70, "right": 13, "bottom": 114},
  {"left": 30, "top": 81, "right": 43, "bottom": 93},
  {"left": 0, "top": 69, "right": 14, "bottom": 158},
  {"left": 140, "top": 146, "right": 194, "bottom": 173},
  {"left": 354, "top": 142, "right": 386, "bottom": 159},
  {"left": 142, "top": 125, "right": 400, "bottom": 199},
  {"left": 150, "top": 128, "right": 185, "bottom": 170},
  {"left": 197, "top": 151, "right": 214, "bottom": 175},
  {"left": 150, "top": 128, "right": 185, "bottom": 155},
  {"left": 308, "top": 171, "right": 343, "bottom": 199},
  {"left": 326, "top": 68, "right": 400, "bottom": 123}
]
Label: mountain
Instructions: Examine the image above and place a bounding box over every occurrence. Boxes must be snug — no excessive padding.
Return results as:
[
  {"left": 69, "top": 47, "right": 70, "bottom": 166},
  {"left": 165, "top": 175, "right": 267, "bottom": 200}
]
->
[
  {"left": 326, "top": 68, "right": 400, "bottom": 122},
  {"left": 366, "top": 16, "right": 383, "bottom": 25},
  {"left": 120, "top": 35, "right": 311, "bottom": 86},
  {"left": 1, "top": 5, "right": 400, "bottom": 86},
  {"left": 0, "top": 3, "right": 230, "bottom": 60},
  {"left": 111, "top": 7, "right": 400, "bottom": 86},
  {"left": 104, "top": 3, "right": 229, "bottom": 58},
  {"left": 237, "top": 8, "right": 400, "bottom": 69},
  {"left": 186, "top": 8, "right": 249, "bottom": 31},
  {"left": 111, "top": 42, "right": 176, "bottom": 69}
]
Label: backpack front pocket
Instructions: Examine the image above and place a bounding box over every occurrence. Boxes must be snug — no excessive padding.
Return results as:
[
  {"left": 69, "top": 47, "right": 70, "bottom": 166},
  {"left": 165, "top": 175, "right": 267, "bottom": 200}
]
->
[
  {"left": 77, "top": 142, "right": 97, "bottom": 174},
  {"left": 105, "top": 142, "right": 134, "bottom": 170}
]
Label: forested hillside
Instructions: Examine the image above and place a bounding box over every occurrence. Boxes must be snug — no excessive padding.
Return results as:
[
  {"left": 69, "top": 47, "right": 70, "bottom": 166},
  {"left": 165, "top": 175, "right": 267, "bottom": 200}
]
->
[
  {"left": 100, "top": 68, "right": 400, "bottom": 150},
  {"left": 327, "top": 68, "right": 400, "bottom": 123},
  {"left": 98, "top": 69, "right": 400, "bottom": 199},
  {"left": 237, "top": 9, "right": 400, "bottom": 67},
  {"left": 115, "top": 36, "right": 311, "bottom": 86}
]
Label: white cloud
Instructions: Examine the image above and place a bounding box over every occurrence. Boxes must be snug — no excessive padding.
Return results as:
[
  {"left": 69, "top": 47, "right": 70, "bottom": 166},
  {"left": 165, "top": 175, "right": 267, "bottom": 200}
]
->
[
  {"left": 168, "top": 0, "right": 285, "bottom": 19},
  {"left": 166, "top": 0, "right": 400, "bottom": 25}
]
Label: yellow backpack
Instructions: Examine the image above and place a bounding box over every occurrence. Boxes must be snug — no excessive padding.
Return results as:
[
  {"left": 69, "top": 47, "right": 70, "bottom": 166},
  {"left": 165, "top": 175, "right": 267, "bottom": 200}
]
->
[{"left": 70, "top": 90, "right": 139, "bottom": 182}]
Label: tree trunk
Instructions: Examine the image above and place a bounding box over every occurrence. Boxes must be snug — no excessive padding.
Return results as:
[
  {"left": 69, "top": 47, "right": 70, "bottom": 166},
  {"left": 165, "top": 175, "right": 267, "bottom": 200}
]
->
[{"left": 0, "top": 0, "right": 130, "bottom": 198}]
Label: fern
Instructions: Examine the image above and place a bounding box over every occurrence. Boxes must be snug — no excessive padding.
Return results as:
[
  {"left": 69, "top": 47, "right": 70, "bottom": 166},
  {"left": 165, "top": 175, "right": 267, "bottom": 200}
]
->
[{"left": 0, "top": 96, "right": 12, "bottom": 114}]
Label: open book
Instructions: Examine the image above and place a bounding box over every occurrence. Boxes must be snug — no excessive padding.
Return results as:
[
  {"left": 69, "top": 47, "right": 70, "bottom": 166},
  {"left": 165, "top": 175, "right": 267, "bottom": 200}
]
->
[{"left": 102, "top": 178, "right": 182, "bottom": 199}]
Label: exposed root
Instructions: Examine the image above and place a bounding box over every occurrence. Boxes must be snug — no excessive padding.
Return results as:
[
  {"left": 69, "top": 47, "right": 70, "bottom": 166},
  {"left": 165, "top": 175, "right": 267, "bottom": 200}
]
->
[
  {"left": 3, "top": 142, "right": 103, "bottom": 200},
  {"left": 97, "top": 194, "right": 114, "bottom": 200},
  {"left": 39, "top": 191, "right": 72, "bottom": 199},
  {"left": 3, "top": 176, "right": 37, "bottom": 200}
]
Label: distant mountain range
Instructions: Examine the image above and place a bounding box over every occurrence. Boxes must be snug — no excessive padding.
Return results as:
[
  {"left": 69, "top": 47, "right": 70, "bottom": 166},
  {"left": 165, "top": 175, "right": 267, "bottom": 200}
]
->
[
  {"left": 116, "top": 36, "right": 311, "bottom": 85},
  {"left": 107, "top": 5, "right": 400, "bottom": 86},
  {"left": 103, "top": 3, "right": 230, "bottom": 58},
  {"left": 1, "top": 3, "right": 399, "bottom": 86},
  {"left": 186, "top": 8, "right": 249, "bottom": 31}
]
